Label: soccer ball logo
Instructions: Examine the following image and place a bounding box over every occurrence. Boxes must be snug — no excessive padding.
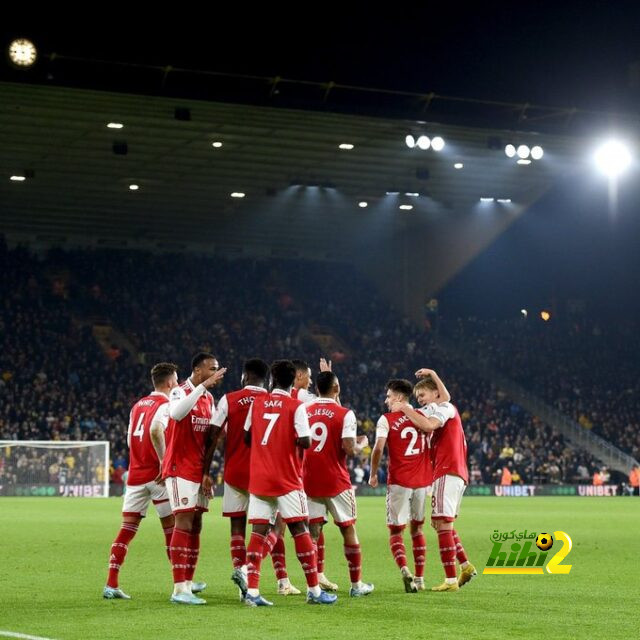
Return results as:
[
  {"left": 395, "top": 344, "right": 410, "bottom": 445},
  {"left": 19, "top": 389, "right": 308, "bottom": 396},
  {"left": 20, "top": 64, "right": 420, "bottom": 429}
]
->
[{"left": 536, "top": 533, "right": 553, "bottom": 551}]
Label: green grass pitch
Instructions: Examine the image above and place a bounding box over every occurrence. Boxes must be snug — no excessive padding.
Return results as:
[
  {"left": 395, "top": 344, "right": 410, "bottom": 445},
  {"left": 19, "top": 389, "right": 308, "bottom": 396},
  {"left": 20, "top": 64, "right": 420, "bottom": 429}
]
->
[{"left": 1, "top": 497, "right": 637, "bottom": 640}]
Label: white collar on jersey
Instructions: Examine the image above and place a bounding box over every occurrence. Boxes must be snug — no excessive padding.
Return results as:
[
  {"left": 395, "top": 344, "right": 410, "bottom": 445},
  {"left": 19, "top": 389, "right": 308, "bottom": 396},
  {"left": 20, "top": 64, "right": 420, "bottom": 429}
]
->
[
  {"left": 272, "top": 388, "right": 291, "bottom": 397},
  {"left": 186, "top": 377, "right": 196, "bottom": 390},
  {"left": 315, "top": 397, "right": 337, "bottom": 404},
  {"left": 150, "top": 390, "right": 169, "bottom": 398},
  {"left": 245, "top": 385, "right": 267, "bottom": 392}
]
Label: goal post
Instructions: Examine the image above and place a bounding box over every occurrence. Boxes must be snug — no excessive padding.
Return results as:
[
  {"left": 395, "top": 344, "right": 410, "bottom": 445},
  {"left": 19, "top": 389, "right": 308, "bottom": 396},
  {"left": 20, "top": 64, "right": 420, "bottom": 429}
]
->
[{"left": 0, "top": 440, "right": 110, "bottom": 497}]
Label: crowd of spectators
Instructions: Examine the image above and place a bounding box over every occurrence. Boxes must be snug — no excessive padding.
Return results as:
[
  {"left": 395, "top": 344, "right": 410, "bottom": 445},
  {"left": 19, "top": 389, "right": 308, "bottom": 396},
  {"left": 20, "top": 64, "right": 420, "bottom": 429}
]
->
[{"left": 1, "top": 239, "right": 619, "bottom": 491}]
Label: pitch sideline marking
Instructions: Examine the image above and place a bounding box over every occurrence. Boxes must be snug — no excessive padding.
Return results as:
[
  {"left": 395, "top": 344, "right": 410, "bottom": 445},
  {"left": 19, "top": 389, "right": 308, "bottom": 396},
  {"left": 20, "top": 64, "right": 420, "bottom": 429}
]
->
[{"left": 0, "top": 631, "right": 59, "bottom": 640}]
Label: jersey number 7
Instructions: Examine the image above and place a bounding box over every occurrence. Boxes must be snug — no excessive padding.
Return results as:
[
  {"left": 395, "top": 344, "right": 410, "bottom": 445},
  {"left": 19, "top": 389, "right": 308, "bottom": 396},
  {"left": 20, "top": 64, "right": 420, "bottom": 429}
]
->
[{"left": 261, "top": 413, "right": 279, "bottom": 445}]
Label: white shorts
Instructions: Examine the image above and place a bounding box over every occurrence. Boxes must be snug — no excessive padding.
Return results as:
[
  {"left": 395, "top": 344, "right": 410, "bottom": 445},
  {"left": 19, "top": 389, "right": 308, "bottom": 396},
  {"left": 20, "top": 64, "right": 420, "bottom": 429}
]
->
[
  {"left": 308, "top": 488, "right": 357, "bottom": 527},
  {"left": 431, "top": 474, "right": 466, "bottom": 521},
  {"left": 386, "top": 484, "right": 430, "bottom": 526},
  {"left": 222, "top": 482, "right": 249, "bottom": 517},
  {"left": 122, "top": 480, "right": 172, "bottom": 518},
  {"left": 165, "top": 476, "right": 209, "bottom": 514},
  {"left": 248, "top": 489, "right": 308, "bottom": 525}
]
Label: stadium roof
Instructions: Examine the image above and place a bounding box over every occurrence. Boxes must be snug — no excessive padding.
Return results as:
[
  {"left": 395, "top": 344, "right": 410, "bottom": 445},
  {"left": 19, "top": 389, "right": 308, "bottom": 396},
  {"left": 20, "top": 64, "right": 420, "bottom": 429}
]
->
[{"left": 0, "top": 81, "right": 580, "bottom": 259}]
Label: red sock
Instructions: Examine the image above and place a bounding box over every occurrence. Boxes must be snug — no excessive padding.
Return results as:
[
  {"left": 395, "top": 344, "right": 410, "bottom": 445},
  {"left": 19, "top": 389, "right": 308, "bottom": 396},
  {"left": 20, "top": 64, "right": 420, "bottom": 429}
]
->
[
  {"left": 230, "top": 534, "right": 246, "bottom": 569},
  {"left": 343, "top": 544, "right": 362, "bottom": 584},
  {"left": 169, "top": 527, "right": 191, "bottom": 585},
  {"left": 163, "top": 526, "right": 173, "bottom": 562},
  {"left": 437, "top": 529, "right": 457, "bottom": 579},
  {"left": 412, "top": 532, "right": 426, "bottom": 578},
  {"left": 452, "top": 529, "right": 468, "bottom": 564},
  {"left": 184, "top": 533, "right": 199, "bottom": 582},
  {"left": 107, "top": 522, "right": 139, "bottom": 588},
  {"left": 388, "top": 526, "right": 407, "bottom": 570},
  {"left": 317, "top": 530, "right": 326, "bottom": 574},
  {"left": 270, "top": 534, "right": 288, "bottom": 580},
  {"left": 247, "top": 532, "right": 266, "bottom": 589},
  {"left": 263, "top": 530, "right": 277, "bottom": 556},
  {"left": 293, "top": 531, "right": 318, "bottom": 588}
]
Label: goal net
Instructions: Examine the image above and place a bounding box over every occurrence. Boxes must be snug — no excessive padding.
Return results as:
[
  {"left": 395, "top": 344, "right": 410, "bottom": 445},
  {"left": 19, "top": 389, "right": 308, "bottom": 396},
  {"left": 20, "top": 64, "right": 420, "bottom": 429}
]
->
[{"left": 0, "top": 440, "right": 110, "bottom": 497}]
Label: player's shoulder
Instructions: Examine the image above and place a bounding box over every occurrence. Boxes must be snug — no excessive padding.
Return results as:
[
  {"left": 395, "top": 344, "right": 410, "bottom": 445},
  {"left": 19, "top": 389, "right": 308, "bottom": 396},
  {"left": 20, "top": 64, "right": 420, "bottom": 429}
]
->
[
  {"left": 132, "top": 394, "right": 147, "bottom": 409},
  {"left": 226, "top": 388, "right": 243, "bottom": 400},
  {"left": 336, "top": 404, "right": 354, "bottom": 421},
  {"left": 170, "top": 384, "right": 186, "bottom": 399},
  {"left": 437, "top": 401, "right": 457, "bottom": 415},
  {"left": 285, "top": 392, "right": 304, "bottom": 407}
]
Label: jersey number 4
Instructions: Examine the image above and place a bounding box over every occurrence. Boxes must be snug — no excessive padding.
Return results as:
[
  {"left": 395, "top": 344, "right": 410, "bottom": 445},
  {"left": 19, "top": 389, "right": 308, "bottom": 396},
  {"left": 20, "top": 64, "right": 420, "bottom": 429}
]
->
[{"left": 133, "top": 413, "right": 145, "bottom": 442}]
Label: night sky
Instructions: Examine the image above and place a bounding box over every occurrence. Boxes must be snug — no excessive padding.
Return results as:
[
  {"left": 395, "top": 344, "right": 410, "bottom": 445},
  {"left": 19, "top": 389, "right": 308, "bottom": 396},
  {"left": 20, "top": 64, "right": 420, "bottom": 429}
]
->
[{"left": 6, "top": 3, "right": 640, "bottom": 109}]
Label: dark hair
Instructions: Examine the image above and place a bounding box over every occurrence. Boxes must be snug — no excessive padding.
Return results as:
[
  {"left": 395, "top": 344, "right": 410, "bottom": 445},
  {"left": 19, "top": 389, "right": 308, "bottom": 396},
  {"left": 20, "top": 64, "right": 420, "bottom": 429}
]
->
[
  {"left": 151, "top": 362, "right": 178, "bottom": 387},
  {"left": 386, "top": 378, "right": 413, "bottom": 398},
  {"left": 271, "top": 360, "right": 296, "bottom": 389},
  {"left": 316, "top": 371, "right": 338, "bottom": 395},
  {"left": 191, "top": 352, "right": 216, "bottom": 370},
  {"left": 291, "top": 359, "right": 310, "bottom": 373},
  {"left": 243, "top": 358, "right": 269, "bottom": 381}
]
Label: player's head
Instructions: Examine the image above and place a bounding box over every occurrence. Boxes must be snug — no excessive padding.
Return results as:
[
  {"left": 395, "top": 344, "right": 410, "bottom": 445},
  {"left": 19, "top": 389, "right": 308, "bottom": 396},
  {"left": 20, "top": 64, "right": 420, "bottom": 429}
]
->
[
  {"left": 413, "top": 376, "right": 439, "bottom": 407},
  {"left": 150, "top": 362, "right": 179, "bottom": 393},
  {"left": 316, "top": 371, "right": 340, "bottom": 399},
  {"left": 241, "top": 358, "right": 269, "bottom": 388},
  {"left": 191, "top": 352, "right": 219, "bottom": 385},
  {"left": 270, "top": 359, "right": 297, "bottom": 391},
  {"left": 292, "top": 359, "right": 312, "bottom": 390},
  {"left": 385, "top": 378, "right": 413, "bottom": 410}
]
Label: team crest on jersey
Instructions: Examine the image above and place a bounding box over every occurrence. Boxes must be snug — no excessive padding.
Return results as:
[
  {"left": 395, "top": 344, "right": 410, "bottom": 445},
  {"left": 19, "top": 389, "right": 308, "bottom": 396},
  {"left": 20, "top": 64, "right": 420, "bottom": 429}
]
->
[{"left": 181, "top": 497, "right": 188, "bottom": 505}]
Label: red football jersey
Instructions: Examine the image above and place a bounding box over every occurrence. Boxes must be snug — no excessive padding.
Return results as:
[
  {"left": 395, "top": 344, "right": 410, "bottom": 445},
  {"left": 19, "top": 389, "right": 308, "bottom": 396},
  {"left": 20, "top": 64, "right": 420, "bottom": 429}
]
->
[
  {"left": 212, "top": 385, "right": 267, "bottom": 491},
  {"left": 420, "top": 402, "right": 468, "bottom": 484},
  {"left": 376, "top": 411, "right": 432, "bottom": 488},
  {"left": 245, "top": 389, "right": 311, "bottom": 496},
  {"left": 303, "top": 399, "right": 356, "bottom": 498},
  {"left": 127, "top": 392, "right": 169, "bottom": 485},
  {"left": 162, "top": 379, "right": 215, "bottom": 483}
]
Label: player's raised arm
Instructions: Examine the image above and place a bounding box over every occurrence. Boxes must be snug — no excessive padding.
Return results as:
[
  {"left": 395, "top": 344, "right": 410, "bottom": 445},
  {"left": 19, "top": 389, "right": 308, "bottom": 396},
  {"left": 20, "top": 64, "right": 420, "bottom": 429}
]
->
[
  {"left": 413, "top": 369, "right": 451, "bottom": 403},
  {"left": 169, "top": 368, "right": 227, "bottom": 421},
  {"left": 391, "top": 401, "right": 443, "bottom": 432}
]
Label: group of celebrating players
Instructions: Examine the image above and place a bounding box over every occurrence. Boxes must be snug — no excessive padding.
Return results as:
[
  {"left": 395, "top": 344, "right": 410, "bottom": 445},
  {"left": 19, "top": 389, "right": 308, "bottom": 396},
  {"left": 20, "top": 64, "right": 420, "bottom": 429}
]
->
[{"left": 103, "top": 353, "right": 476, "bottom": 607}]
